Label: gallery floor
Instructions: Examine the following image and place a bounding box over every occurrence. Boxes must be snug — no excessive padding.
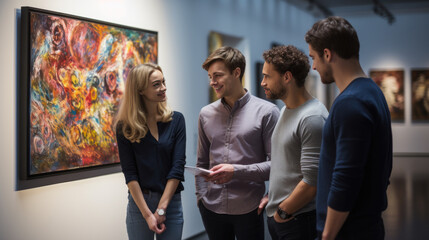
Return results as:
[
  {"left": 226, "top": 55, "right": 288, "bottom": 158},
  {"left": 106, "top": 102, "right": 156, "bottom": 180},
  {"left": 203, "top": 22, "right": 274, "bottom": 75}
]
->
[{"left": 188, "top": 155, "right": 429, "bottom": 240}]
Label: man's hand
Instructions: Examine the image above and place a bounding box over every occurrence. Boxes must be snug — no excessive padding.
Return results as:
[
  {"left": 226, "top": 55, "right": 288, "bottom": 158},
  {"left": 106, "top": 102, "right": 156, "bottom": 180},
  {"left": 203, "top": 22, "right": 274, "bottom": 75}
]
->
[
  {"left": 258, "top": 195, "right": 269, "bottom": 215},
  {"left": 273, "top": 211, "right": 294, "bottom": 223},
  {"left": 322, "top": 207, "right": 350, "bottom": 240},
  {"left": 207, "top": 164, "right": 234, "bottom": 184}
]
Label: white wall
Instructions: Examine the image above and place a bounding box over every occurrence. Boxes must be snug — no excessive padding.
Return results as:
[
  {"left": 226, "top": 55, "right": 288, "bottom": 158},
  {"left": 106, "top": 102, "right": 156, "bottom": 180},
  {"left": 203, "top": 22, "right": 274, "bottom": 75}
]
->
[
  {"left": 3, "top": 1, "right": 427, "bottom": 239},
  {"left": 0, "top": 0, "right": 315, "bottom": 239},
  {"left": 342, "top": 11, "right": 429, "bottom": 154}
]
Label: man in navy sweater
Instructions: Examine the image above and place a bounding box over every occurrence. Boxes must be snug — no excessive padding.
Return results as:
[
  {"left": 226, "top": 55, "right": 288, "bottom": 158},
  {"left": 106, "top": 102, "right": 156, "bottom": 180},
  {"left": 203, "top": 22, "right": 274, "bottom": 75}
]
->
[{"left": 305, "top": 16, "right": 393, "bottom": 240}]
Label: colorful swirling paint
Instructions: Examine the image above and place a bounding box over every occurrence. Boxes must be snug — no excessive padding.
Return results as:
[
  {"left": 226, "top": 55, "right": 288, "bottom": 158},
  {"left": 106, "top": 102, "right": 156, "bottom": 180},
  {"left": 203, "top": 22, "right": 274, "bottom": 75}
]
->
[{"left": 28, "top": 12, "right": 157, "bottom": 174}]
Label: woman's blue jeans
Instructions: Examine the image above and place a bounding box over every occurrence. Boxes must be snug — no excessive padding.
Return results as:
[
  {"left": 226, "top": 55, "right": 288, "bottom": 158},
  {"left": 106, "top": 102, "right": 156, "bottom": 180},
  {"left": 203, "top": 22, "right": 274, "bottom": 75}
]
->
[{"left": 126, "top": 191, "right": 183, "bottom": 240}]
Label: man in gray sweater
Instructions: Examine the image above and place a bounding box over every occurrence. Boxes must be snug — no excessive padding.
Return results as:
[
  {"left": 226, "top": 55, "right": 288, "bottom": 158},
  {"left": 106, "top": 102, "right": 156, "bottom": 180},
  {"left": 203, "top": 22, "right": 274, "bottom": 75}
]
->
[{"left": 261, "top": 45, "right": 328, "bottom": 240}]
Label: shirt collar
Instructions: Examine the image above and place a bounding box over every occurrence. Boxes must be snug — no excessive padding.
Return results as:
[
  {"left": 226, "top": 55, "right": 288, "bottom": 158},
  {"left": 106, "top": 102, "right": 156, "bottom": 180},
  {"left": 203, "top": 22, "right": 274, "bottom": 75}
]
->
[{"left": 221, "top": 89, "right": 251, "bottom": 112}]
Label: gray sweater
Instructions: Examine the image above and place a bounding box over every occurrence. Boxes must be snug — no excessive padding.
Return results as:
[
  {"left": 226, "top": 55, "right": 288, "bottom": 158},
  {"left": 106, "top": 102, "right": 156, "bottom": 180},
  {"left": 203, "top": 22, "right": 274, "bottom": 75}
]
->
[{"left": 266, "top": 98, "right": 328, "bottom": 217}]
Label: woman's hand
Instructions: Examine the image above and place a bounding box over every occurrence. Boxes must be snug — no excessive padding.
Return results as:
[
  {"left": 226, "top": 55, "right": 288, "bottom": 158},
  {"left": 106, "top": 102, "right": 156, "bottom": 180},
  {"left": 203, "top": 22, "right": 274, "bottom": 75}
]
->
[
  {"left": 145, "top": 213, "right": 166, "bottom": 234},
  {"left": 154, "top": 211, "right": 166, "bottom": 226}
]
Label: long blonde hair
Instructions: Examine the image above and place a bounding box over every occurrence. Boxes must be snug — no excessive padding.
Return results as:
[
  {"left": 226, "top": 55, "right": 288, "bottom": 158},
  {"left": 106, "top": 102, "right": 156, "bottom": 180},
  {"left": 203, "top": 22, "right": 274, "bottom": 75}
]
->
[{"left": 114, "top": 63, "right": 172, "bottom": 142}]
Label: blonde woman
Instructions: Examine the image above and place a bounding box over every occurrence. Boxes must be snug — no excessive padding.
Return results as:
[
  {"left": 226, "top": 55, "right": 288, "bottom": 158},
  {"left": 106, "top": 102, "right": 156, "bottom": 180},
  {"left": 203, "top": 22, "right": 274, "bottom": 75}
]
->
[{"left": 115, "top": 63, "right": 186, "bottom": 240}]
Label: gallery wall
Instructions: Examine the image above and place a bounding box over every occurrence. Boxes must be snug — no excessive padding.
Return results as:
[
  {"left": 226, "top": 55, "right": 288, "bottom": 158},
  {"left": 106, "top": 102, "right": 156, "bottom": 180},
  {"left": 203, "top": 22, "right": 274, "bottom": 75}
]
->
[
  {"left": 344, "top": 11, "right": 429, "bottom": 154},
  {"left": 1, "top": 0, "right": 428, "bottom": 239},
  {"left": 0, "top": 0, "right": 315, "bottom": 239}
]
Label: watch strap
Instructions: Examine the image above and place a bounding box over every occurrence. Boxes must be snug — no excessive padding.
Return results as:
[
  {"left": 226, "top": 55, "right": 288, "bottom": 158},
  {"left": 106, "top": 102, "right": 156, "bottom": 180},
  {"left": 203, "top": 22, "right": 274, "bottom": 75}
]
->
[
  {"left": 277, "top": 207, "right": 293, "bottom": 220},
  {"left": 156, "top": 208, "right": 166, "bottom": 216}
]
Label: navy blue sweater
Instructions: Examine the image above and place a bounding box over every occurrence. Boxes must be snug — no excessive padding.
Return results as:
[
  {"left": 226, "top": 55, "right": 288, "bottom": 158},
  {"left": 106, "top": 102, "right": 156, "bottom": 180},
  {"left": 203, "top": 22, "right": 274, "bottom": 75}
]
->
[
  {"left": 316, "top": 78, "right": 392, "bottom": 237},
  {"left": 116, "top": 111, "right": 186, "bottom": 194}
]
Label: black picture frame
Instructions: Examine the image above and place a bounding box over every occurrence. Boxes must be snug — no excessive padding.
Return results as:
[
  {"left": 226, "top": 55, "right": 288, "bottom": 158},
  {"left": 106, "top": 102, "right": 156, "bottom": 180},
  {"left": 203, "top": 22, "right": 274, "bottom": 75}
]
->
[
  {"left": 271, "top": 42, "right": 283, "bottom": 48},
  {"left": 18, "top": 7, "right": 158, "bottom": 190}
]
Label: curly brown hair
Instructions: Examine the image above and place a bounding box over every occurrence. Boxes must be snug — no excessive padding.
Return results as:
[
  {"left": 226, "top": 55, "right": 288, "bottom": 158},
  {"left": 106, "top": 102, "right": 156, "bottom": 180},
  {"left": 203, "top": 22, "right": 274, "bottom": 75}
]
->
[{"left": 262, "top": 45, "right": 310, "bottom": 87}]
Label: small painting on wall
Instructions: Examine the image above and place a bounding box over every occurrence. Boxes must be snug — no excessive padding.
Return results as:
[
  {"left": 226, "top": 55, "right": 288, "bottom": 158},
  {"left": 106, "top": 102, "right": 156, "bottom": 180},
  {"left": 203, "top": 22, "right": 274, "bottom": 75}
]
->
[
  {"left": 411, "top": 69, "right": 429, "bottom": 121},
  {"left": 370, "top": 70, "right": 405, "bottom": 121},
  {"left": 255, "top": 61, "right": 274, "bottom": 103},
  {"left": 207, "top": 31, "right": 246, "bottom": 103},
  {"left": 208, "top": 32, "right": 224, "bottom": 103}
]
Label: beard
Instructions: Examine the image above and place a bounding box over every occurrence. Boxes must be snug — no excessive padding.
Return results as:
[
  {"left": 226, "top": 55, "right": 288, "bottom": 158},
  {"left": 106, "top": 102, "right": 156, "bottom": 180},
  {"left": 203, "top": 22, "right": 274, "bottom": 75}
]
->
[{"left": 266, "top": 85, "right": 287, "bottom": 100}]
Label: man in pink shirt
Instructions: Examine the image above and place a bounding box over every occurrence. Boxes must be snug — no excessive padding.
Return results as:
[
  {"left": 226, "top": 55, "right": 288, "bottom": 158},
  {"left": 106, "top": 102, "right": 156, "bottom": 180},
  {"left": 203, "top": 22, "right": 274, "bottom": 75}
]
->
[{"left": 196, "top": 46, "right": 280, "bottom": 240}]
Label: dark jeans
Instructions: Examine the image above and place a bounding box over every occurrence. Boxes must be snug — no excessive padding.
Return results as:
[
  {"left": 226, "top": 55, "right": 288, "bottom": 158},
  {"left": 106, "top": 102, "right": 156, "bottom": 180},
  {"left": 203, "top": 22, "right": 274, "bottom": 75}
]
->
[
  {"left": 126, "top": 192, "right": 183, "bottom": 240},
  {"left": 316, "top": 215, "right": 385, "bottom": 240},
  {"left": 198, "top": 200, "right": 264, "bottom": 240},
  {"left": 267, "top": 210, "right": 316, "bottom": 240}
]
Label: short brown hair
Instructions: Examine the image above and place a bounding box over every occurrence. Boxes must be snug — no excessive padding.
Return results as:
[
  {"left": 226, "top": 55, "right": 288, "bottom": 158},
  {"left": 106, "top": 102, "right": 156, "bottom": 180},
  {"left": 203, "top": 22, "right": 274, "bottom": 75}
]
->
[
  {"left": 263, "top": 45, "right": 310, "bottom": 87},
  {"left": 305, "top": 16, "right": 360, "bottom": 59},
  {"left": 202, "top": 46, "right": 246, "bottom": 81}
]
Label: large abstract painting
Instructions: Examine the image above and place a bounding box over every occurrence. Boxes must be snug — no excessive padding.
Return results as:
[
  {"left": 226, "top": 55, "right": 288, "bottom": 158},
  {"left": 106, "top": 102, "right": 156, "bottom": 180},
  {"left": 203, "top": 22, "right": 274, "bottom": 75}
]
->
[
  {"left": 18, "top": 7, "right": 158, "bottom": 189},
  {"left": 411, "top": 69, "right": 429, "bottom": 121},
  {"left": 370, "top": 69, "right": 405, "bottom": 121}
]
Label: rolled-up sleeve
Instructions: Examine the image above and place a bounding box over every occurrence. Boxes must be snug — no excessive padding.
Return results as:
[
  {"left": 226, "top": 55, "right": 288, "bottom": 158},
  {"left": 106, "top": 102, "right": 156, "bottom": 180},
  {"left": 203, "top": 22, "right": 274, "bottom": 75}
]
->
[
  {"left": 167, "top": 112, "right": 186, "bottom": 181},
  {"left": 116, "top": 128, "right": 138, "bottom": 184}
]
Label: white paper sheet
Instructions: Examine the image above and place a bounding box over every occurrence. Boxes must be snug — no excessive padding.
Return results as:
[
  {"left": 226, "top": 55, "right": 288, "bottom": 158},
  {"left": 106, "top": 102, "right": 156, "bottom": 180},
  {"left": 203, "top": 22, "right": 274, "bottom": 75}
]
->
[{"left": 185, "top": 166, "right": 213, "bottom": 176}]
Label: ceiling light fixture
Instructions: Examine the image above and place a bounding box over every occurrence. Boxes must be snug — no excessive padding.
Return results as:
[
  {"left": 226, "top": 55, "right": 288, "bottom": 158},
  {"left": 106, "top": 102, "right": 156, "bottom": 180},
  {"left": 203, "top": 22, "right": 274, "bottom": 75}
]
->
[{"left": 373, "top": 0, "right": 395, "bottom": 24}]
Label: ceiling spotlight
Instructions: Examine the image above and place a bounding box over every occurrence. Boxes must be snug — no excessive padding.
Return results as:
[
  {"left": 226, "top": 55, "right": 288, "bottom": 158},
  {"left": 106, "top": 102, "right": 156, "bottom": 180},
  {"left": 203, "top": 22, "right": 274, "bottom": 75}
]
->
[
  {"left": 308, "top": 0, "right": 333, "bottom": 17},
  {"left": 373, "top": 0, "right": 395, "bottom": 24}
]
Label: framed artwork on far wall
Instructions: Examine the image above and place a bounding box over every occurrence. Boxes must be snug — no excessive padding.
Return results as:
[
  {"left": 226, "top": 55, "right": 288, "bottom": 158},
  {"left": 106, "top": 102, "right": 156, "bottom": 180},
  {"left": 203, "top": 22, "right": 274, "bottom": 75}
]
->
[
  {"left": 18, "top": 7, "right": 158, "bottom": 190},
  {"left": 255, "top": 61, "right": 274, "bottom": 103},
  {"left": 207, "top": 31, "right": 246, "bottom": 103},
  {"left": 411, "top": 69, "right": 429, "bottom": 122},
  {"left": 370, "top": 69, "right": 405, "bottom": 121},
  {"left": 208, "top": 31, "right": 224, "bottom": 103}
]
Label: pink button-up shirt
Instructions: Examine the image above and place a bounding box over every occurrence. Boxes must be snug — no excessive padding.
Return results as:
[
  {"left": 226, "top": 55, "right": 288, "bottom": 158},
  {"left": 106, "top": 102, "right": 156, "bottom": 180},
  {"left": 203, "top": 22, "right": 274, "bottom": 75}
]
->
[{"left": 196, "top": 91, "right": 279, "bottom": 215}]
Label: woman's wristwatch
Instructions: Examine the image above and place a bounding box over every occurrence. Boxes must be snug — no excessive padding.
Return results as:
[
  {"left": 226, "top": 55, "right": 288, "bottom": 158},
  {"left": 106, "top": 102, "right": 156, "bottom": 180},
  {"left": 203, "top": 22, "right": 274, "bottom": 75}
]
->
[{"left": 156, "top": 208, "right": 166, "bottom": 216}]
